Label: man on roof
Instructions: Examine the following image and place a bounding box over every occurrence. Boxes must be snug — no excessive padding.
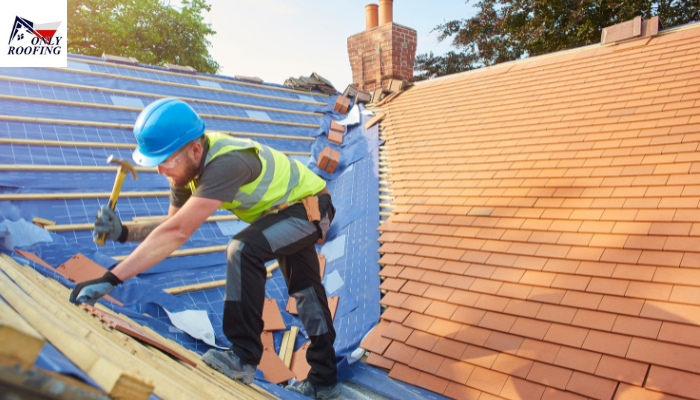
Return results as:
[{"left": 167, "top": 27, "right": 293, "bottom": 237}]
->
[{"left": 69, "top": 98, "right": 339, "bottom": 399}]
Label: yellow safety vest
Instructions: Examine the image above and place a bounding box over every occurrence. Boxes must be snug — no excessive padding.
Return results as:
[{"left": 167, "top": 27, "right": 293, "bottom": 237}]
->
[{"left": 188, "top": 132, "right": 326, "bottom": 223}]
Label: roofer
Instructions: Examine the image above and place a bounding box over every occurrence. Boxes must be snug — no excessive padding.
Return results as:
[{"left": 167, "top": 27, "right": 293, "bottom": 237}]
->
[{"left": 69, "top": 98, "right": 339, "bottom": 399}]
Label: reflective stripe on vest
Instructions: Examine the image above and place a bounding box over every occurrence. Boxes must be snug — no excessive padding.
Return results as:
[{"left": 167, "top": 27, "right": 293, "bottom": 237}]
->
[{"left": 190, "top": 132, "right": 326, "bottom": 223}]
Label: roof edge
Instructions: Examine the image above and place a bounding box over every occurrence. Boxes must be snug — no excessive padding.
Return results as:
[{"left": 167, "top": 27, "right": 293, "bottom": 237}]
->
[{"left": 413, "top": 19, "right": 700, "bottom": 88}]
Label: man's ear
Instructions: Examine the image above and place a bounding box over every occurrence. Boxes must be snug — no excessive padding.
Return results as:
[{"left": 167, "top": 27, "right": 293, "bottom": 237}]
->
[{"left": 191, "top": 141, "right": 203, "bottom": 161}]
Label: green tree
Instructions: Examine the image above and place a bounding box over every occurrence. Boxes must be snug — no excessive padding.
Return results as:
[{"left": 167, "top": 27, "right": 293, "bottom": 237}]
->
[
  {"left": 68, "top": 0, "right": 219, "bottom": 74},
  {"left": 414, "top": 0, "right": 700, "bottom": 80}
]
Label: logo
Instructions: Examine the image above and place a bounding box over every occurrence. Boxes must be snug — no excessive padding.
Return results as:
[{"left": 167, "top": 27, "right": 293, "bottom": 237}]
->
[{"left": 7, "top": 16, "right": 62, "bottom": 56}]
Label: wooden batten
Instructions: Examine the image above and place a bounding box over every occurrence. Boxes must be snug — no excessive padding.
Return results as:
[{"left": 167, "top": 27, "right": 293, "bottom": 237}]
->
[
  {"left": 163, "top": 262, "right": 279, "bottom": 294},
  {"left": 0, "top": 254, "right": 276, "bottom": 400},
  {"left": 0, "top": 256, "right": 154, "bottom": 399},
  {"left": 0, "top": 295, "right": 45, "bottom": 370}
]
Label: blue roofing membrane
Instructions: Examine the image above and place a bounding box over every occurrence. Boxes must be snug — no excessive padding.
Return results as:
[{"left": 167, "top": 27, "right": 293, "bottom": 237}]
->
[{"left": 0, "top": 55, "right": 396, "bottom": 398}]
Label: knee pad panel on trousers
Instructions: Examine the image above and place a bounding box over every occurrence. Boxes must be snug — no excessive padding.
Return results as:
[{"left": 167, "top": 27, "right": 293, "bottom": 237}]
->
[
  {"left": 292, "top": 287, "right": 328, "bottom": 336},
  {"left": 226, "top": 239, "right": 245, "bottom": 301}
]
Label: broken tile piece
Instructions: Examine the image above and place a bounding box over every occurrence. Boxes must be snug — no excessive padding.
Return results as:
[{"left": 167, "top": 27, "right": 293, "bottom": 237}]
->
[
  {"left": 290, "top": 342, "right": 311, "bottom": 381},
  {"left": 55, "top": 253, "right": 123, "bottom": 306},
  {"left": 258, "top": 347, "right": 294, "bottom": 384},
  {"left": 262, "top": 298, "right": 286, "bottom": 331}
]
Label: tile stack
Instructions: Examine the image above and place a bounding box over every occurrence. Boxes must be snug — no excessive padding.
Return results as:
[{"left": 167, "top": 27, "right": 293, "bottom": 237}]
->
[
  {"left": 366, "top": 20, "right": 700, "bottom": 400},
  {"left": 284, "top": 72, "right": 336, "bottom": 95},
  {"left": 333, "top": 95, "right": 351, "bottom": 114},
  {"left": 318, "top": 147, "right": 340, "bottom": 174},
  {"left": 328, "top": 121, "right": 345, "bottom": 145}
]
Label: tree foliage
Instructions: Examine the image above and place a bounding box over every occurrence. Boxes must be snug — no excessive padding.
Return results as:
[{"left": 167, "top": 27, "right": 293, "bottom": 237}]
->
[
  {"left": 414, "top": 0, "right": 700, "bottom": 80},
  {"left": 68, "top": 0, "right": 219, "bottom": 74}
]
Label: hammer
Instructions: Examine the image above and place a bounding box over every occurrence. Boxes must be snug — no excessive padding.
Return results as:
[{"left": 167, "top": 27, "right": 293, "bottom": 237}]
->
[{"left": 94, "top": 155, "right": 138, "bottom": 246}]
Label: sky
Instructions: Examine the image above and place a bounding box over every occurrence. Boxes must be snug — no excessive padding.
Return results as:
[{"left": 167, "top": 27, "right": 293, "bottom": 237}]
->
[{"left": 170, "top": 0, "right": 477, "bottom": 88}]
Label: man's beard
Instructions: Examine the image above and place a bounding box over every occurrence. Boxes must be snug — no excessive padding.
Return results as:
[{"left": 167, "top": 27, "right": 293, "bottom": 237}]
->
[{"left": 167, "top": 157, "right": 199, "bottom": 187}]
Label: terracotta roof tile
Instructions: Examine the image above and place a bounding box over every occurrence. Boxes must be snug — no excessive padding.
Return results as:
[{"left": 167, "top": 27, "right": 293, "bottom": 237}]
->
[
  {"left": 432, "top": 337, "right": 468, "bottom": 358},
  {"left": 611, "top": 315, "right": 661, "bottom": 338},
  {"left": 479, "top": 312, "right": 518, "bottom": 332},
  {"left": 646, "top": 365, "right": 700, "bottom": 400},
  {"left": 381, "top": 307, "right": 411, "bottom": 324},
  {"left": 360, "top": 320, "right": 393, "bottom": 354},
  {"left": 466, "top": 366, "right": 509, "bottom": 395},
  {"left": 378, "top": 24, "right": 700, "bottom": 400},
  {"left": 405, "top": 330, "right": 440, "bottom": 351},
  {"left": 553, "top": 346, "right": 602, "bottom": 374},
  {"left": 447, "top": 289, "right": 481, "bottom": 307},
  {"left": 526, "top": 362, "right": 573, "bottom": 390},
  {"left": 365, "top": 352, "right": 395, "bottom": 370},
  {"left": 491, "top": 353, "right": 534, "bottom": 379},
  {"left": 415, "top": 372, "right": 451, "bottom": 394},
  {"left": 571, "top": 309, "right": 617, "bottom": 331},
  {"left": 541, "top": 387, "right": 587, "bottom": 400},
  {"left": 516, "top": 338, "right": 561, "bottom": 363},
  {"left": 383, "top": 341, "right": 418, "bottom": 364},
  {"left": 454, "top": 325, "right": 493, "bottom": 347},
  {"left": 460, "top": 345, "right": 500, "bottom": 368},
  {"left": 403, "top": 312, "right": 436, "bottom": 331},
  {"left": 566, "top": 372, "right": 617, "bottom": 400},
  {"left": 582, "top": 330, "right": 632, "bottom": 358},
  {"left": 388, "top": 363, "right": 421, "bottom": 385},
  {"left": 509, "top": 318, "right": 552, "bottom": 340},
  {"left": 614, "top": 383, "right": 684, "bottom": 400},
  {"left": 594, "top": 355, "right": 648, "bottom": 386},
  {"left": 382, "top": 322, "right": 414, "bottom": 342},
  {"left": 444, "top": 382, "right": 482, "bottom": 400}
]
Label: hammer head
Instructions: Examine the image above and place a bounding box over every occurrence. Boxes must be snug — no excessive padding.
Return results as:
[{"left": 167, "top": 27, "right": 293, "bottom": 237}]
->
[{"left": 107, "top": 155, "right": 138, "bottom": 180}]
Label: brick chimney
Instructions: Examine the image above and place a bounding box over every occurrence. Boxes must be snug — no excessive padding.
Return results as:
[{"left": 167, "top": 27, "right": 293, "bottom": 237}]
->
[{"left": 347, "top": 1, "right": 417, "bottom": 93}]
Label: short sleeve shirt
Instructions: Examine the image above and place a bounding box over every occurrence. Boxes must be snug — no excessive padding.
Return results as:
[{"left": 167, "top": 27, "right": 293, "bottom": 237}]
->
[{"left": 169, "top": 141, "right": 262, "bottom": 207}]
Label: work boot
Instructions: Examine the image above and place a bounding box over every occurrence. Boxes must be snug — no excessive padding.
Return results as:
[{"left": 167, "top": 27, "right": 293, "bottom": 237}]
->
[
  {"left": 202, "top": 349, "right": 256, "bottom": 384},
  {"left": 285, "top": 380, "right": 340, "bottom": 400}
]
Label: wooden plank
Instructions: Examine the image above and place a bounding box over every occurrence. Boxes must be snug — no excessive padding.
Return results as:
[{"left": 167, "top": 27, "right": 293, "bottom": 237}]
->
[
  {"left": 278, "top": 326, "right": 299, "bottom": 368},
  {"left": 45, "top": 214, "right": 239, "bottom": 232},
  {"left": 0, "top": 164, "right": 156, "bottom": 172},
  {"left": 112, "top": 245, "right": 228, "bottom": 261},
  {"left": 0, "top": 293, "right": 45, "bottom": 370},
  {"left": 0, "top": 116, "right": 316, "bottom": 142},
  {"left": 66, "top": 56, "right": 328, "bottom": 97},
  {"left": 47, "top": 67, "right": 327, "bottom": 106},
  {"left": 163, "top": 262, "right": 279, "bottom": 294},
  {"left": 0, "top": 191, "right": 168, "bottom": 201},
  {"left": 0, "top": 74, "right": 324, "bottom": 116},
  {"left": 0, "top": 364, "right": 110, "bottom": 400},
  {"left": 81, "top": 304, "right": 195, "bottom": 368},
  {"left": 3, "top": 255, "right": 272, "bottom": 400},
  {"left": 364, "top": 112, "right": 386, "bottom": 129},
  {"left": 0, "top": 257, "right": 154, "bottom": 399},
  {"left": 31, "top": 217, "right": 55, "bottom": 226}
]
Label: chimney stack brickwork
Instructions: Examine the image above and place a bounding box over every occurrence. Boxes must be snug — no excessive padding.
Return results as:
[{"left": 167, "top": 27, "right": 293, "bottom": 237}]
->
[{"left": 347, "top": 23, "right": 417, "bottom": 93}]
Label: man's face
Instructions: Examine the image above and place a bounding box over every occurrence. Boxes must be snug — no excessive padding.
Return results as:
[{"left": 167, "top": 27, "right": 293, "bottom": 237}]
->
[{"left": 157, "top": 143, "right": 200, "bottom": 187}]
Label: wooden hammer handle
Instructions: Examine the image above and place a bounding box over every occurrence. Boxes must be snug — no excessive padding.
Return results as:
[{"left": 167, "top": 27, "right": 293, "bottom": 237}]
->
[{"left": 94, "top": 168, "right": 128, "bottom": 246}]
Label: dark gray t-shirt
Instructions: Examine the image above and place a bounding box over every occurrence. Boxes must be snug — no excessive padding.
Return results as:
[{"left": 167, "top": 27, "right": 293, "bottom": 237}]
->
[{"left": 169, "top": 143, "right": 262, "bottom": 207}]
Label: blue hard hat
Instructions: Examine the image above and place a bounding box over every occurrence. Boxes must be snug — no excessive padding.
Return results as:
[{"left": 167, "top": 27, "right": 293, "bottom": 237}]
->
[{"left": 132, "top": 98, "right": 206, "bottom": 167}]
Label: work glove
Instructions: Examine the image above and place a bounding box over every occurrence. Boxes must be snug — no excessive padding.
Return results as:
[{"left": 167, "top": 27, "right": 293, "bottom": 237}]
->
[
  {"left": 94, "top": 205, "right": 125, "bottom": 242},
  {"left": 69, "top": 271, "right": 123, "bottom": 306}
]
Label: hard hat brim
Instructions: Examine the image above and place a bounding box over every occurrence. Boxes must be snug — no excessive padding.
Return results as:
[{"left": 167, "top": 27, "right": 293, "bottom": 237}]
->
[{"left": 132, "top": 147, "right": 170, "bottom": 168}]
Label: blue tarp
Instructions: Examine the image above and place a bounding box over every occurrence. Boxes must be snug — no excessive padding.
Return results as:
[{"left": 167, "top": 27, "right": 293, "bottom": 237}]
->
[{"left": 0, "top": 55, "right": 403, "bottom": 399}]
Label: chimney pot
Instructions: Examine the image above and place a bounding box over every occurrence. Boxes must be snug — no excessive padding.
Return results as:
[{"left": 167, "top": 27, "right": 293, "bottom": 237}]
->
[
  {"left": 365, "top": 4, "right": 378, "bottom": 30},
  {"left": 379, "top": 0, "right": 393, "bottom": 25}
]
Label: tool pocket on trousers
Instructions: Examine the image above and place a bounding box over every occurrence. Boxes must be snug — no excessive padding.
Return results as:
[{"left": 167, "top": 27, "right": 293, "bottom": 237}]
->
[
  {"left": 262, "top": 217, "right": 318, "bottom": 253},
  {"left": 316, "top": 198, "right": 335, "bottom": 244}
]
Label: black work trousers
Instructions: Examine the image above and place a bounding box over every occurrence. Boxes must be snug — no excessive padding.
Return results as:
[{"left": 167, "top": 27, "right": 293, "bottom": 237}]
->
[{"left": 222, "top": 194, "right": 337, "bottom": 386}]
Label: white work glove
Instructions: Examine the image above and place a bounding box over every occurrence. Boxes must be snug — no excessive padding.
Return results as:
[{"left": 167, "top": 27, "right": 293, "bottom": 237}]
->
[{"left": 94, "top": 206, "right": 124, "bottom": 242}]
